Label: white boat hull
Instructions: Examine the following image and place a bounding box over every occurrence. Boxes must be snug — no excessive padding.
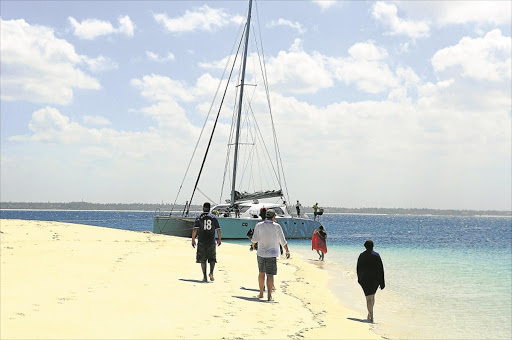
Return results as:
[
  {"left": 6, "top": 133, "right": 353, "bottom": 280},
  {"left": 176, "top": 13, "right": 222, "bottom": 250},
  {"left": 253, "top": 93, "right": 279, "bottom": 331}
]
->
[{"left": 153, "top": 215, "right": 320, "bottom": 239}]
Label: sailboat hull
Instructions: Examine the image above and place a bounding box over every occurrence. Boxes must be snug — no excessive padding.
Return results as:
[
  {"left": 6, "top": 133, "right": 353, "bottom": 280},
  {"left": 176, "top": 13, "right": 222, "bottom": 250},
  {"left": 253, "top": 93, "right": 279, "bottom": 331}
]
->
[{"left": 153, "top": 215, "right": 321, "bottom": 239}]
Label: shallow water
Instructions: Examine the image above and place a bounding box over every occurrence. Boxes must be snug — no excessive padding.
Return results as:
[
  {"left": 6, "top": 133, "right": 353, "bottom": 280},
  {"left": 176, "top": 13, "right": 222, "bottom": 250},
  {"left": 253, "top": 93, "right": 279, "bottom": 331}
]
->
[{"left": 291, "top": 214, "right": 512, "bottom": 340}]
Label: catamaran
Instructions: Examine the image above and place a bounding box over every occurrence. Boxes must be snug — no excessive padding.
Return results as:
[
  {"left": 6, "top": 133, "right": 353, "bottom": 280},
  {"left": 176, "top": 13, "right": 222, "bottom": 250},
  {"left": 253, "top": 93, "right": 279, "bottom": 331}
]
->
[{"left": 153, "top": 0, "right": 321, "bottom": 239}]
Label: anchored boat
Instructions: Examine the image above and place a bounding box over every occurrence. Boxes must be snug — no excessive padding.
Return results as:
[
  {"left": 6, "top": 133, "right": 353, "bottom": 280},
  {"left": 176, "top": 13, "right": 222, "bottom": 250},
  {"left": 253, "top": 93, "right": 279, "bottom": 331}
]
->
[{"left": 153, "top": 0, "right": 321, "bottom": 239}]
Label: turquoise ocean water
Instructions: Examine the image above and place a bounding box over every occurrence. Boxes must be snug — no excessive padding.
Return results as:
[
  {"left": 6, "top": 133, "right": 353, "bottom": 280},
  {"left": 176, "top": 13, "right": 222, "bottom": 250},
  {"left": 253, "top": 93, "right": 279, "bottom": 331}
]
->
[{"left": 1, "top": 210, "right": 511, "bottom": 339}]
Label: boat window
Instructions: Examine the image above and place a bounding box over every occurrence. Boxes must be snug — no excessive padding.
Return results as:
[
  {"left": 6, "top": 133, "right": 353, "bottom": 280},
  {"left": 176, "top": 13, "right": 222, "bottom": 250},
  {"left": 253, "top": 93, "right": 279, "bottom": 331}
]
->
[
  {"left": 213, "top": 205, "right": 229, "bottom": 213},
  {"left": 212, "top": 204, "right": 251, "bottom": 213},
  {"left": 273, "top": 207, "right": 284, "bottom": 215}
]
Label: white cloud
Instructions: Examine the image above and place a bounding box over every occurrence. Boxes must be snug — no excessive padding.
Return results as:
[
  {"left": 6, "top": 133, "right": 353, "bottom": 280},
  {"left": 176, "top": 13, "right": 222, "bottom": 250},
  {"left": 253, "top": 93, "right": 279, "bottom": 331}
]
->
[
  {"left": 9, "top": 107, "right": 165, "bottom": 158},
  {"left": 130, "top": 74, "right": 200, "bottom": 131},
  {"left": 0, "top": 18, "right": 100, "bottom": 105},
  {"left": 10, "top": 106, "right": 91, "bottom": 144},
  {"left": 80, "top": 147, "right": 113, "bottom": 159},
  {"left": 395, "top": 1, "right": 512, "bottom": 26},
  {"left": 154, "top": 5, "right": 243, "bottom": 33},
  {"left": 68, "top": 15, "right": 135, "bottom": 40},
  {"left": 83, "top": 115, "right": 111, "bottom": 126},
  {"left": 330, "top": 58, "right": 399, "bottom": 93},
  {"left": 131, "top": 74, "right": 194, "bottom": 103},
  {"left": 268, "top": 18, "right": 306, "bottom": 34},
  {"left": 348, "top": 41, "right": 388, "bottom": 60},
  {"left": 118, "top": 15, "right": 135, "bottom": 36},
  {"left": 312, "top": 0, "right": 337, "bottom": 10},
  {"left": 329, "top": 42, "right": 400, "bottom": 93},
  {"left": 432, "top": 29, "right": 511, "bottom": 82},
  {"left": 146, "top": 51, "right": 176, "bottom": 62},
  {"left": 261, "top": 39, "right": 334, "bottom": 94},
  {"left": 372, "top": 1, "right": 430, "bottom": 38},
  {"left": 83, "top": 55, "right": 118, "bottom": 72}
]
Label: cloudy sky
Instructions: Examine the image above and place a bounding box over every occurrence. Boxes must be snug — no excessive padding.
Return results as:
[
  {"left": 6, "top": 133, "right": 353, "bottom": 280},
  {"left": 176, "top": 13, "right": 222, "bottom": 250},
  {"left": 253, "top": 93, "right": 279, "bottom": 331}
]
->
[{"left": 1, "top": 0, "right": 510, "bottom": 210}]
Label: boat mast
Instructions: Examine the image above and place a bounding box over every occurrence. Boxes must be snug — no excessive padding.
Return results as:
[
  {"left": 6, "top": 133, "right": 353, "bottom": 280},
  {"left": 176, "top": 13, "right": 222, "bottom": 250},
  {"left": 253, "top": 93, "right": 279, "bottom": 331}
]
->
[{"left": 230, "top": 0, "right": 253, "bottom": 207}]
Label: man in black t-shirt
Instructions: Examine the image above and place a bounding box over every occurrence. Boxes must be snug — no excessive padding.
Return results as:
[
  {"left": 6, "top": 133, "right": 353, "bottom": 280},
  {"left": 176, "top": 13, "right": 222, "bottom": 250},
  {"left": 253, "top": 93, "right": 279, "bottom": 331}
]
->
[{"left": 192, "top": 202, "right": 221, "bottom": 282}]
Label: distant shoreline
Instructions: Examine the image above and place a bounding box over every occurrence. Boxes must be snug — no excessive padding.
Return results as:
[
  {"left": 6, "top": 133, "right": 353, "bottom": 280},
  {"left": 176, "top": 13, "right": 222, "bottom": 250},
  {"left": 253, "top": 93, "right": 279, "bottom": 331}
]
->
[{"left": 1, "top": 201, "right": 510, "bottom": 217}]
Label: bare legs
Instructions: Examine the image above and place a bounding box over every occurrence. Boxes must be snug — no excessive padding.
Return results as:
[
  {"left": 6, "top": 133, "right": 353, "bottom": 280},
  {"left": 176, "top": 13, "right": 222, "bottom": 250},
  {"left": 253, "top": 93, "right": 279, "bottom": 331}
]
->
[
  {"left": 201, "top": 262, "right": 215, "bottom": 282},
  {"left": 266, "top": 274, "right": 274, "bottom": 301},
  {"left": 365, "top": 294, "right": 375, "bottom": 322},
  {"left": 258, "top": 272, "right": 274, "bottom": 301},
  {"left": 316, "top": 250, "right": 325, "bottom": 261}
]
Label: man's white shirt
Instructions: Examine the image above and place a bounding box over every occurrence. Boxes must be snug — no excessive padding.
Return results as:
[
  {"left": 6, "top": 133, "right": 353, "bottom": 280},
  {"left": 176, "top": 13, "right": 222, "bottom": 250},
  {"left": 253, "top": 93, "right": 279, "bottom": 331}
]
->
[{"left": 251, "top": 220, "right": 287, "bottom": 258}]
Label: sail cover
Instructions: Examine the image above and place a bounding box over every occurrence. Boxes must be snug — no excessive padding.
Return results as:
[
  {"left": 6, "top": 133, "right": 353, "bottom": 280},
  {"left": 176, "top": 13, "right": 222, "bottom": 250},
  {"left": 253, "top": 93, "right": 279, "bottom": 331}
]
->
[{"left": 233, "top": 189, "right": 283, "bottom": 202}]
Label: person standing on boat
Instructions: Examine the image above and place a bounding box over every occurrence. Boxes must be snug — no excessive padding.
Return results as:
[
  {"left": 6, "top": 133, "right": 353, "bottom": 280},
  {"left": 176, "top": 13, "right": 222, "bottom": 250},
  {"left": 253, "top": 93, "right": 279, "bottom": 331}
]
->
[
  {"left": 356, "top": 240, "right": 385, "bottom": 323},
  {"left": 313, "top": 203, "right": 320, "bottom": 220},
  {"left": 295, "top": 200, "right": 302, "bottom": 217},
  {"left": 251, "top": 209, "right": 290, "bottom": 301},
  {"left": 192, "top": 202, "right": 221, "bottom": 282}
]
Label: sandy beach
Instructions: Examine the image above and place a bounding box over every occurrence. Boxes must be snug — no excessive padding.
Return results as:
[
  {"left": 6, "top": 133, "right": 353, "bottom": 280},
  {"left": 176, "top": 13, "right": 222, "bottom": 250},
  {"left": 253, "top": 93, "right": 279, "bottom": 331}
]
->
[{"left": 1, "top": 219, "right": 380, "bottom": 339}]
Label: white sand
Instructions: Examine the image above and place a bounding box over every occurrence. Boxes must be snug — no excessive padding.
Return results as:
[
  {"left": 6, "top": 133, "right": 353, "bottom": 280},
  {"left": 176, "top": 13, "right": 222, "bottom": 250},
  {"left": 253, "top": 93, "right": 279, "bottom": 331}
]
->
[{"left": 1, "top": 219, "right": 381, "bottom": 339}]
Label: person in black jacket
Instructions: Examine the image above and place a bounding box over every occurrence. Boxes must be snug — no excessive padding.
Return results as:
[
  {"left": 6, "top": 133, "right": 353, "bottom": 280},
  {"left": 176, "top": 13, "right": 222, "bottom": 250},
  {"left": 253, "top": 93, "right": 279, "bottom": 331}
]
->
[{"left": 356, "top": 240, "right": 385, "bottom": 323}]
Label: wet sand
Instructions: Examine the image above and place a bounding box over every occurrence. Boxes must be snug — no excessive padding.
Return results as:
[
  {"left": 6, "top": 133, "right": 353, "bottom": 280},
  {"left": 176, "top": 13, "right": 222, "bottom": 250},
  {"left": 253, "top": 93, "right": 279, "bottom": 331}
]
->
[{"left": 0, "top": 219, "right": 380, "bottom": 339}]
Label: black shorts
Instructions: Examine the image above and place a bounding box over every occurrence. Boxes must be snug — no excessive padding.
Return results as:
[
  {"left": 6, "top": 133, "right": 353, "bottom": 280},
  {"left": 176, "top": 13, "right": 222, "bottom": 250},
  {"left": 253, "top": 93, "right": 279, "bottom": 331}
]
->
[
  {"left": 257, "top": 256, "right": 277, "bottom": 275},
  {"left": 196, "top": 242, "right": 217, "bottom": 263}
]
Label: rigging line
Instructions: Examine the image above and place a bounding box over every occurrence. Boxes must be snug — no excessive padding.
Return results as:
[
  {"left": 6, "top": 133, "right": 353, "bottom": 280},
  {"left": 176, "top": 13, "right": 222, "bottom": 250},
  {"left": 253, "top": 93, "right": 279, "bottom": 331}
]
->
[
  {"left": 168, "top": 21, "right": 246, "bottom": 217},
  {"left": 253, "top": 5, "right": 283, "bottom": 183},
  {"left": 247, "top": 99, "right": 281, "bottom": 188},
  {"left": 253, "top": 13, "right": 282, "bottom": 187},
  {"left": 254, "top": 10, "right": 292, "bottom": 206},
  {"left": 195, "top": 187, "right": 218, "bottom": 206},
  {"left": 252, "top": 142, "right": 267, "bottom": 192},
  {"left": 187, "top": 24, "right": 246, "bottom": 215},
  {"left": 220, "top": 144, "right": 231, "bottom": 203},
  {"left": 236, "top": 90, "right": 257, "bottom": 189},
  {"left": 255, "top": 141, "right": 273, "bottom": 191},
  {"left": 238, "top": 121, "right": 257, "bottom": 192}
]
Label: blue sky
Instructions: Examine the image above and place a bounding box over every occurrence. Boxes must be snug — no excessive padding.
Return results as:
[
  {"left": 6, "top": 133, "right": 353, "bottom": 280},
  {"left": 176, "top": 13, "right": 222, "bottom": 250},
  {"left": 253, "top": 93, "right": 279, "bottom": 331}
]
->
[{"left": 1, "top": 0, "right": 511, "bottom": 210}]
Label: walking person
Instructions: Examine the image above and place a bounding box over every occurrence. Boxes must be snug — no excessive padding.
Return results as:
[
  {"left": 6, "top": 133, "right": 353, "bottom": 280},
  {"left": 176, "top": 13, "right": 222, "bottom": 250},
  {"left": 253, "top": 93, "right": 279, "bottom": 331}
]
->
[
  {"left": 356, "top": 240, "right": 385, "bottom": 323},
  {"left": 312, "top": 225, "right": 327, "bottom": 261},
  {"left": 251, "top": 209, "right": 290, "bottom": 301},
  {"left": 191, "top": 202, "right": 221, "bottom": 282}
]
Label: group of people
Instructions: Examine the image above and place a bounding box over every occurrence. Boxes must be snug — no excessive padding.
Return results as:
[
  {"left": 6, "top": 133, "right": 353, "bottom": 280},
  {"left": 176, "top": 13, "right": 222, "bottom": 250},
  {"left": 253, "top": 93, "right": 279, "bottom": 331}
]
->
[
  {"left": 311, "top": 226, "right": 385, "bottom": 323},
  {"left": 192, "top": 202, "right": 289, "bottom": 302},
  {"left": 191, "top": 201, "right": 385, "bottom": 322}
]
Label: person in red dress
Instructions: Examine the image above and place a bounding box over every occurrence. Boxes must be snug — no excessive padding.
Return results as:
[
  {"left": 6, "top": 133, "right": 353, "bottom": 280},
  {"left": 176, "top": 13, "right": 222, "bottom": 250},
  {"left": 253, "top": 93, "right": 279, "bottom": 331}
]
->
[{"left": 312, "top": 225, "right": 327, "bottom": 261}]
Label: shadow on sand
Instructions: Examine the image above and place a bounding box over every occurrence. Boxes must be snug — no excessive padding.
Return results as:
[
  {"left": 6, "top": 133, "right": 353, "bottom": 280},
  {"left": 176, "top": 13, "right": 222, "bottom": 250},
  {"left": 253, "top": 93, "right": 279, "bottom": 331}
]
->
[
  {"left": 179, "top": 278, "right": 207, "bottom": 284},
  {"left": 232, "top": 296, "right": 279, "bottom": 303},
  {"left": 347, "top": 317, "right": 373, "bottom": 324},
  {"left": 239, "top": 286, "right": 260, "bottom": 292}
]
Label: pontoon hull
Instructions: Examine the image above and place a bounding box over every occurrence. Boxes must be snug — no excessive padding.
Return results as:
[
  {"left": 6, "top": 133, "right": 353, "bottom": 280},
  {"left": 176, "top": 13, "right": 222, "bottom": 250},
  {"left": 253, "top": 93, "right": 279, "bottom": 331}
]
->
[{"left": 153, "top": 215, "right": 321, "bottom": 239}]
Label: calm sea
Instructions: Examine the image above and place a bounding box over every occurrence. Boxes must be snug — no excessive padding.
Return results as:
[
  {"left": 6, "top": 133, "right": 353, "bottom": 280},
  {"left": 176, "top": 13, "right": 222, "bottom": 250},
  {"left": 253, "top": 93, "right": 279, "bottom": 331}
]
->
[{"left": 1, "top": 210, "right": 511, "bottom": 339}]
